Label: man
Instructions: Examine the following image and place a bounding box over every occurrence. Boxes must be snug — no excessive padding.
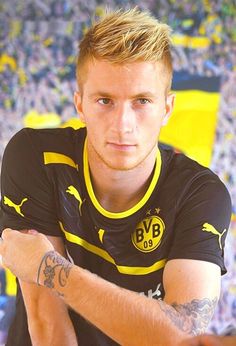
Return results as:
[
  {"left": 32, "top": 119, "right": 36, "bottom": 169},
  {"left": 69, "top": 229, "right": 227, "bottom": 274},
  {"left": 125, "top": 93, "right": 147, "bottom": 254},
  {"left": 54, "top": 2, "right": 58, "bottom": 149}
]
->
[{"left": 0, "top": 8, "right": 232, "bottom": 346}]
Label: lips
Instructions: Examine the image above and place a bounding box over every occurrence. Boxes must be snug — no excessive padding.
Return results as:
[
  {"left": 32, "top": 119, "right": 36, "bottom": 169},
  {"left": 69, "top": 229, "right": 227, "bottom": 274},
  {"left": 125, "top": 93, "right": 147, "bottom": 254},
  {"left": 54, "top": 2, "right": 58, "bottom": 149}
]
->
[{"left": 107, "top": 142, "right": 137, "bottom": 151}]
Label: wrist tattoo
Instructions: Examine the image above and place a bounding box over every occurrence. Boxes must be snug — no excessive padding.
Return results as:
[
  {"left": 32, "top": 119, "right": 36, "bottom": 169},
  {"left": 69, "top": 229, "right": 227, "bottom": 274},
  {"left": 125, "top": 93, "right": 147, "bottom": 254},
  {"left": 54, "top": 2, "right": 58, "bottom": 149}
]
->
[
  {"left": 37, "top": 251, "right": 73, "bottom": 292},
  {"left": 159, "top": 297, "right": 218, "bottom": 335}
]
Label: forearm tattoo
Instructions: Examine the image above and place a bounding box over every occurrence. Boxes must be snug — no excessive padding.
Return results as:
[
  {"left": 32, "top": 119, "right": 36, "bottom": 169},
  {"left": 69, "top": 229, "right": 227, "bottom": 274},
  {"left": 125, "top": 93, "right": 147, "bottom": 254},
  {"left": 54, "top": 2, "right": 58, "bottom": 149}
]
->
[
  {"left": 37, "top": 251, "right": 73, "bottom": 294},
  {"left": 158, "top": 297, "right": 218, "bottom": 335}
]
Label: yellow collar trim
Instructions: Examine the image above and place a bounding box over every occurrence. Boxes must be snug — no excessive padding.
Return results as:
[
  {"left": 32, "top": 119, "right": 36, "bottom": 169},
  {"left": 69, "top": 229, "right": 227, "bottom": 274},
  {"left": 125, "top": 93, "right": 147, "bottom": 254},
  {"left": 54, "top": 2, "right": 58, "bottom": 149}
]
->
[{"left": 83, "top": 138, "right": 162, "bottom": 219}]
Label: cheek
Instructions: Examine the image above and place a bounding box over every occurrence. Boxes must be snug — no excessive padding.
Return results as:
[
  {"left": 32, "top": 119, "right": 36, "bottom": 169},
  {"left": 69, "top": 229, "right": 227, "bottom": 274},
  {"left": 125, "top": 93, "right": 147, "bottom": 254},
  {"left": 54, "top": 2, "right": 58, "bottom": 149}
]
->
[
  {"left": 145, "top": 125, "right": 162, "bottom": 147},
  {"left": 141, "top": 114, "right": 163, "bottom": 135},
  {"left": 85, "top": 119, "right": 106, "bottom": 140}
]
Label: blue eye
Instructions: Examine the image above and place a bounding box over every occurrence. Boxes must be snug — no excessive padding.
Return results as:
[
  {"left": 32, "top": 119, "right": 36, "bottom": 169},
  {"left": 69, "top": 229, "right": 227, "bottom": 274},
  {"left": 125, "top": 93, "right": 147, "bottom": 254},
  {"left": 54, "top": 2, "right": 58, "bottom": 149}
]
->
[{"left": 98, "top": 98, "right": 111, "bottom": 105}]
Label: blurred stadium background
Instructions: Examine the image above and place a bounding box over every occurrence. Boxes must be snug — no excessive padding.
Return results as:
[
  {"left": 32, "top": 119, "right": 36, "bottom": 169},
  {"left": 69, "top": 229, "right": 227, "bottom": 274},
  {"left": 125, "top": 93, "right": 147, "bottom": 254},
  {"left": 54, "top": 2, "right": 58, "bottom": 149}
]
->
[{"left": 0, "top": 0, "right": 235, "bottom": 343}]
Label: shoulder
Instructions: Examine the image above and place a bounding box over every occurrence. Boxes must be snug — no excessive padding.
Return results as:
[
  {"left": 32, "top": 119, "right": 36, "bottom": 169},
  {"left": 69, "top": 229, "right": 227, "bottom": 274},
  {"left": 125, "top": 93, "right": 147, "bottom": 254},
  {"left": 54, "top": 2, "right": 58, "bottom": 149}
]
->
[
  {"left": 3, "top": 127, "right": 86, "bottom": 160},
  {"left": 5, "top": 126, "right": 86, "bottom": 147},
  {"left": 160, "top": 145, "right": 225, "bottom": 185},
  {"left": 159, "top": 146, "right": 231, "bottom": 207},
  {"left": 160, "top": 144, "right": 210, "bottom": 176}
]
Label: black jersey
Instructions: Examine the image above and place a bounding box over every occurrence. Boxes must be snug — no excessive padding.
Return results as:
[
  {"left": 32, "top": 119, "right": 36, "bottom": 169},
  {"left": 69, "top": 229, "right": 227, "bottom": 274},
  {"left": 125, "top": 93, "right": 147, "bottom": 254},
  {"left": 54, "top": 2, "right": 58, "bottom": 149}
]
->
[{"left": 0, "top": 127, "right": 232, "bottom": 346}]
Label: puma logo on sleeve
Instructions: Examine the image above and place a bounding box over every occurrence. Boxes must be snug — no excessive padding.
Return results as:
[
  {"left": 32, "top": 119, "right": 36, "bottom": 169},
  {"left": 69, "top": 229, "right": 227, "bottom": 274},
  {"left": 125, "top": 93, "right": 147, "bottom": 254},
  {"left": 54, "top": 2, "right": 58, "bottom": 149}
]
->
[
  {"left": 202, "top": 222, "right": 227, "bottom": 250},
  {"left": 3, "top": 196, "right": 28, "bottom": 217}
]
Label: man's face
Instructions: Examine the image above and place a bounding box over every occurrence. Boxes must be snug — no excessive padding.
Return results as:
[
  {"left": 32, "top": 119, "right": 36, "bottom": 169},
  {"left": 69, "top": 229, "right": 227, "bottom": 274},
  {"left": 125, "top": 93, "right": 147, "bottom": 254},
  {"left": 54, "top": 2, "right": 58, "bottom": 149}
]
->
[{"left": 74, "top": 59, "right": 174, "bottom": 171}]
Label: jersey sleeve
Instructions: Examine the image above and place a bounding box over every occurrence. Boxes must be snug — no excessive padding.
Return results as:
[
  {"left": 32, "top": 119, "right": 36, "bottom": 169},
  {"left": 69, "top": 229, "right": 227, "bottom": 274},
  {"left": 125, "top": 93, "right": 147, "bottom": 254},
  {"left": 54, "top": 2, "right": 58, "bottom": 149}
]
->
[
  {"left": 0, "top": 128, "right": 62, "bottom": 237},
  {"left": 168, "top": 173, "right": 232, "bottom": 274}
]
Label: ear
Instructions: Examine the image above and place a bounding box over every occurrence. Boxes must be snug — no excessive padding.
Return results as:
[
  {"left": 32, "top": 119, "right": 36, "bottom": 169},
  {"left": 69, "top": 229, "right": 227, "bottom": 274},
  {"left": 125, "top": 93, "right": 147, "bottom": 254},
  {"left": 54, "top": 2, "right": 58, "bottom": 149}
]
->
[
  {"left": 162, "top": 93, "right": 175, "bottom": 126},
  {"left": 74, "top": 91, "right": 85, "bottom": 122}
]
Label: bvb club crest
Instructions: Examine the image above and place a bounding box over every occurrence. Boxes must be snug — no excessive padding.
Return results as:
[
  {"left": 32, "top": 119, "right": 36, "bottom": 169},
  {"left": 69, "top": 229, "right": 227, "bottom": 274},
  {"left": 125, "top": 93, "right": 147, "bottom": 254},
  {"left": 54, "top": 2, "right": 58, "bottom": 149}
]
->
[{"left": 132, "top": 216, "right": 165, "bottom": 253}]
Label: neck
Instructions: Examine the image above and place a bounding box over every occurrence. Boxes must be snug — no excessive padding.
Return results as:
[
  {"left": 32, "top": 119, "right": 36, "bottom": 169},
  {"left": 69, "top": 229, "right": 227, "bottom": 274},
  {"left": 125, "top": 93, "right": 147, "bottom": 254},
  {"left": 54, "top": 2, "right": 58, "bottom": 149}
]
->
[{"left": 87, "top": 146, "right": 157, "bottom": 213}]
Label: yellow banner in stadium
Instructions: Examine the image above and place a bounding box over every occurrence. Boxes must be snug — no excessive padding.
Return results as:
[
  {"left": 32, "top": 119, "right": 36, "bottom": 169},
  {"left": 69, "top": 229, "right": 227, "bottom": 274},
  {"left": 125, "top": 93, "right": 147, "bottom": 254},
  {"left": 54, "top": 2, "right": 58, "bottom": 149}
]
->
[
  {"left": 172, "top": 34, "right": 211, "bottom": 48},
  {"left": 159, "top": 89, "right": 220, "bottom": 167}
]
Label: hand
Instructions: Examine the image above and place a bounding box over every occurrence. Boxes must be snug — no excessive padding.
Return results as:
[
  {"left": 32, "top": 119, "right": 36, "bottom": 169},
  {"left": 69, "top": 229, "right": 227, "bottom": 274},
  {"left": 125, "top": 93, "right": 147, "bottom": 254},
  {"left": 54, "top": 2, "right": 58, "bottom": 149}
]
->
[
  {"left": 179, "top": 334, "right": 236, "bottom": 346},
  {"left": 0, "top": 228, "right": 54, "bottom": 283}
]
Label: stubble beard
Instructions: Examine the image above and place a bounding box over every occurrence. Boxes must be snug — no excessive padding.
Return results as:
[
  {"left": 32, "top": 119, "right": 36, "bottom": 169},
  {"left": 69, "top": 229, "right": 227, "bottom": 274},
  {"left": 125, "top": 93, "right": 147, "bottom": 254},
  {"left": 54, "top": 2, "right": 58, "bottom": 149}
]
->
[{"left": 89, "top": 141, "right": 157, "bottom": 173}]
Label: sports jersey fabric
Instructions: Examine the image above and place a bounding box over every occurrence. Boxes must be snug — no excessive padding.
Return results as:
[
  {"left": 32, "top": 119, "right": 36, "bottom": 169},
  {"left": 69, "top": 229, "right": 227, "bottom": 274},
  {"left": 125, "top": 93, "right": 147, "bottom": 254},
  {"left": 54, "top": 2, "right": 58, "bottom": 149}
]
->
[{"left": 0, "top": 127, "right": 232, "bottom": 346}]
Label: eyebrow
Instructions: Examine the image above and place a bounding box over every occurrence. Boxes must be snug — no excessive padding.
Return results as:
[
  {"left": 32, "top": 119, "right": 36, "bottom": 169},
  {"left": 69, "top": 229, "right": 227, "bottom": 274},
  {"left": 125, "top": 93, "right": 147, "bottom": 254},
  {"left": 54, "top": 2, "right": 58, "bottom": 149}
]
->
[{"left": 88, "top": 91, "right": 157, "bottom": 99}]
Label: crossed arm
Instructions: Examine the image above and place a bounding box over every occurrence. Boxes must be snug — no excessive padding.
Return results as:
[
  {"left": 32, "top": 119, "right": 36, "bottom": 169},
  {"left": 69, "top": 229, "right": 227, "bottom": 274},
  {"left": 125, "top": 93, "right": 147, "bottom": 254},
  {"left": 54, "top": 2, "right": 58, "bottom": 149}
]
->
[
  {"left": 17, "top": 234, "right": 78, "bottom": 346},
  {"left": 0, "top": 229, "right": 221, "bottom": 346}
]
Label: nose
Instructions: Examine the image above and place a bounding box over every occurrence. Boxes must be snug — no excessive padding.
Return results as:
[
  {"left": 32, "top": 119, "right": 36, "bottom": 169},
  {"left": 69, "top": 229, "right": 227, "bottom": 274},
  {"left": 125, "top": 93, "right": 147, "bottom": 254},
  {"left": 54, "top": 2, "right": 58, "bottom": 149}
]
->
[{"left": 111, "top": 103, "right": 136, "bottom": 134}]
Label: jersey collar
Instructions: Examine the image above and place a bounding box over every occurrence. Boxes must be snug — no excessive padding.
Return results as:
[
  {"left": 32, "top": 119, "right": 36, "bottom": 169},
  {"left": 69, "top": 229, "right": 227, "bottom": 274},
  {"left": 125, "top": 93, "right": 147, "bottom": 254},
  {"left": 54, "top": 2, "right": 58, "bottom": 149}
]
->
[{"left": 83, "top": 138, "right": 162, "bottom": 219}]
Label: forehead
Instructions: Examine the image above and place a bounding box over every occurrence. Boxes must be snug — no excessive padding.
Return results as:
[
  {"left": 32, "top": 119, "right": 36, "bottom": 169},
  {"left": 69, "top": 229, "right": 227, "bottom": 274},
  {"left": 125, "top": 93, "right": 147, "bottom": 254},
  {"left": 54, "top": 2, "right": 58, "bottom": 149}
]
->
[{"left": 80, "top": 59, "right": 168, "bottom": 95}]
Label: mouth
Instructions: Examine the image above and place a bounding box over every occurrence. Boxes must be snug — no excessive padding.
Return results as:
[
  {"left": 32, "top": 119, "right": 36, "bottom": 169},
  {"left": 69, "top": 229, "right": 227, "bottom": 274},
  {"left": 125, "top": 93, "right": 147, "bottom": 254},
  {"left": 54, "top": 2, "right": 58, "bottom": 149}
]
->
[{"left": 107, "top": 142, "right": 137, "bottom": 151}]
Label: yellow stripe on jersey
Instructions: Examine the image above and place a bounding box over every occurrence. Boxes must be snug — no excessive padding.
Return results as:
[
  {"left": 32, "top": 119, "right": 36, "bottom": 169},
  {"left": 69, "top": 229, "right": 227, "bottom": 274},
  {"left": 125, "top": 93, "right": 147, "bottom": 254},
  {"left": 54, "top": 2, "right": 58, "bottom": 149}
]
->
[
  {"left": 60, "top": 222, "right": 115, "bottom": 263},
  {"left": 5, "top": 268, "right": 17, "bottom": 296},
  {"left": 60, "top": 222, "right": 166, "bottom": 275},
  {"left": 117, "top": 259, "right": 166, "bottom": 275},
  {"left": 83, "top": 138, "right": 162, "bottom": 219},
  {"left": 43, "top": 152, "right": 78, "bottom": 170}
]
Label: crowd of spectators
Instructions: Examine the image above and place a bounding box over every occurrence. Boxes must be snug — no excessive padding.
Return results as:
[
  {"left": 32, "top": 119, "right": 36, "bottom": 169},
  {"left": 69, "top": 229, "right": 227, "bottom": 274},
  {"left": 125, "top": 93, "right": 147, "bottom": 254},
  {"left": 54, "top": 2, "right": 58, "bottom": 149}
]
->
[{"left": 0, "top": 0, "right": 236, "bottom": 338}]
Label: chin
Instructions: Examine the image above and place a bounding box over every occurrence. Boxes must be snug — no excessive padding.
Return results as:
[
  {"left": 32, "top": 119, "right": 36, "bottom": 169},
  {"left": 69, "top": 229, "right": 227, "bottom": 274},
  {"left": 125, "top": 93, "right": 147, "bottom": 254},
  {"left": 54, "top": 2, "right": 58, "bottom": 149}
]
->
[{"left": 105, "top": 159, "right": 141, "bottom": 171}]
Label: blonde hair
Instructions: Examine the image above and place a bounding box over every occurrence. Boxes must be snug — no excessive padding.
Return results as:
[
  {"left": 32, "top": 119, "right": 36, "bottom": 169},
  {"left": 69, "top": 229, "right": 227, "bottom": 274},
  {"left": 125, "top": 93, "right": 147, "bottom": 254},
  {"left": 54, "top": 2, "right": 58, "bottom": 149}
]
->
[{"left": 76, "top": 8, "right": 173, "bottom": 89}]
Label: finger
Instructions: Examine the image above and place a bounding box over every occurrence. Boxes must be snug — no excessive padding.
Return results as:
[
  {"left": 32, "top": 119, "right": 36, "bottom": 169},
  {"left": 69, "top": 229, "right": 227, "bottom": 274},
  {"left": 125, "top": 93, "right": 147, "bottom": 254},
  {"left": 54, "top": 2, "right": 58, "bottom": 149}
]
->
[
  {"left": 20, "top": 229, "right": 31, "bottom": 234},
  {"left": 28, "top": 229, "right": 39, "bottom": 235},
  {"left": 1, "top": 228, "right": 13, "bottom": 240},
  {"left": 20, "top": 229, "right": 38, "bottom": 234}
]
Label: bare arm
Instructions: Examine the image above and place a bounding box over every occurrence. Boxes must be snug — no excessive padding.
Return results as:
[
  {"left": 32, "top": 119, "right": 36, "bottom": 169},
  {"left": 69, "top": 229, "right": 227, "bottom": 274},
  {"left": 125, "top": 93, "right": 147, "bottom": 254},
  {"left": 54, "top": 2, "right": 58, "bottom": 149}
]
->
[
  {"left": 0, "top": 230, "right": 220, "bottom": 346},
  {"left": 38, "top": 253, "right": 220, "bottom": 345},
  {"left": 18, "top": 234, "right": 78, "bottom": 346}
]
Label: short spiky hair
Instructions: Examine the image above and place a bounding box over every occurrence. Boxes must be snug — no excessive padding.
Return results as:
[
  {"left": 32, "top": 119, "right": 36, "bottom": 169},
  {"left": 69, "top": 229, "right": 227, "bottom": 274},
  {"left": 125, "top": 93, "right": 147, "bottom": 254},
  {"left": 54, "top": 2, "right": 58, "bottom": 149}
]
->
[{"left": 76, "top": 8, "right": 173, "bottom": 89}]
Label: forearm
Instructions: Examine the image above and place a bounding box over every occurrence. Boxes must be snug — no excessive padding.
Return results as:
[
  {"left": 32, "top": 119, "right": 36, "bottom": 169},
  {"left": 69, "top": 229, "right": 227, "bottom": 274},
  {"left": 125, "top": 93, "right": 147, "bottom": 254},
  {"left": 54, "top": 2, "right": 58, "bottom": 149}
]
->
[
  {"left": 20, "top": 280, "right": 78, "bottom": 346},
  {"left": 66, "top": 267, "right": 185, "bottom": 345},
  {"left": 28, "top": 319, "right": 78, "bottom": 346},
  {"left": 38, "top": 252, "right": 216, "bottom": 346}
]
